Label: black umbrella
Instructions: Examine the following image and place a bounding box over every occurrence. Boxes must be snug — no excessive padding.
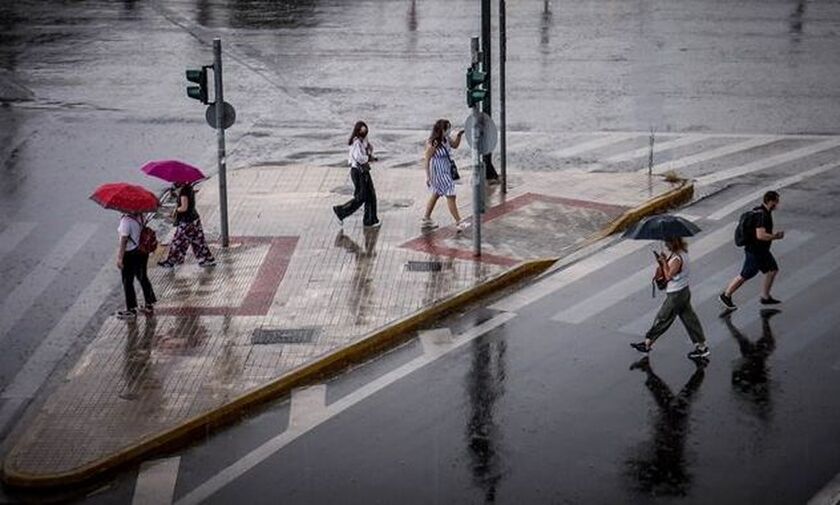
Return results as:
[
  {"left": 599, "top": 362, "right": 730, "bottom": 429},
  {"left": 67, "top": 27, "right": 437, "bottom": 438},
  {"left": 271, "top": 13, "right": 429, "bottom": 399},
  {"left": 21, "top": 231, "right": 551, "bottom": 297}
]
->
[{"left": 622, "top": 214, "right": 701, "bottom": 240}]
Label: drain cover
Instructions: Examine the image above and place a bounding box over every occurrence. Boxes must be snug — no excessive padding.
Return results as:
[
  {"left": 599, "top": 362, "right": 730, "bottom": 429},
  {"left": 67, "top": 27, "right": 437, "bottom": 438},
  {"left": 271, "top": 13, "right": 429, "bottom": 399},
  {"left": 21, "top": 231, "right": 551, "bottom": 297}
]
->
[
  {"left": 251, "top": 328, "right": 317, "bottom": 345},
  {"left": 405, "top": 261, "right": 444, "bottom": 272}
]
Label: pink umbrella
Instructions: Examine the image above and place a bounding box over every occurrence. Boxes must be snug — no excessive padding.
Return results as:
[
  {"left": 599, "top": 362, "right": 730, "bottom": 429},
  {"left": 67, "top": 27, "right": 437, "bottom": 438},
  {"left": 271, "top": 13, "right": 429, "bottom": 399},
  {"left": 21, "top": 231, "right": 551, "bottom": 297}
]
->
[{"left": 141, "top": 160, "right": 206, "bottom": 184}]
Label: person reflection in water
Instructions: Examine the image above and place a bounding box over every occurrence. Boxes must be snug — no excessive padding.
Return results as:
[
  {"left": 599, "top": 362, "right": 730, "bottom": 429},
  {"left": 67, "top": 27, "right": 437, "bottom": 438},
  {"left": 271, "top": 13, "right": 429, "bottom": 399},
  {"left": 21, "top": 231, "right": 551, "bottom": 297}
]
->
[
  {"left": 723, "top": 310, "right": 779, "bottom": 421},
  {"left": 625, "top": 357, "right": 707, "bottom": 497},
  {"left": 334, "top": 227, "right": 379, "bottom": 325}
]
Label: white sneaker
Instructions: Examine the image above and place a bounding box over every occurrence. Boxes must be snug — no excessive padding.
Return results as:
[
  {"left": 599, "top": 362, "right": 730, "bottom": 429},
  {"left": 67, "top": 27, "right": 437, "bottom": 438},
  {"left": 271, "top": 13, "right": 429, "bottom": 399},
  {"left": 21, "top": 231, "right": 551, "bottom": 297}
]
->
[{"left": 456, "top": 220, "right": 471, "bottom": 232}]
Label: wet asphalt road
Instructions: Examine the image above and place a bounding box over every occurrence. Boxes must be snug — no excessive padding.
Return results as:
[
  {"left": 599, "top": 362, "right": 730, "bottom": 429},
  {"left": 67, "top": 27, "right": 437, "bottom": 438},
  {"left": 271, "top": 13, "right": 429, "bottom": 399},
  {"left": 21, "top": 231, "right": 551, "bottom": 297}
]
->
[
  {"left": 60, "top": 163, "right": 840, "bottom": 505},
  {"left": 2, "top": 0, "right": 840, "bottom": 503}
]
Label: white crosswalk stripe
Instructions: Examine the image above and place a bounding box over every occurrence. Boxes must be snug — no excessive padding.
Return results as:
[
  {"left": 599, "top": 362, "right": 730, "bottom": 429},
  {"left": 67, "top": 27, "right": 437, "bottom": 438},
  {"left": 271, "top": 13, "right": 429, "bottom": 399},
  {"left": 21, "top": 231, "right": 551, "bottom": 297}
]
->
[
  {"left": 0, "top": 221, "right": 36, "bottom": 261},
  {"left": 0, "top": 222, "right": 99, "bottom": 344},
  {"left": 641, "top": 136, "right": 781, "bottom": 175},
  {"left": 604, "top": 135, "right": 708, "bottom": 164},
  {"left": 619, "top": 230, "right": 812, "bottom": 336},
  {"left": 550, "top": 133, "right": 637, "bottom": 159},
  {"left": 696, "top": 137, "right": 840, "bottom": 186},
  {"left": 552, "top": 223, "right": 735, "bottom": 324}
]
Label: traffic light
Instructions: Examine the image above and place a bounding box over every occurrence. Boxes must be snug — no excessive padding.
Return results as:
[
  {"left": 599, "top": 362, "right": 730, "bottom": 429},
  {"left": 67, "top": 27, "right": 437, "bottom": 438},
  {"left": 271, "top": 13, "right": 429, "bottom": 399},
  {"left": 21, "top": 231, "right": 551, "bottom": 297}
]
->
[
  {"left": 186, "top": 66, "right": 211, "bottom": 104},
  {"left": 466, "top": 63, "right": 486, "bottom": 108}
]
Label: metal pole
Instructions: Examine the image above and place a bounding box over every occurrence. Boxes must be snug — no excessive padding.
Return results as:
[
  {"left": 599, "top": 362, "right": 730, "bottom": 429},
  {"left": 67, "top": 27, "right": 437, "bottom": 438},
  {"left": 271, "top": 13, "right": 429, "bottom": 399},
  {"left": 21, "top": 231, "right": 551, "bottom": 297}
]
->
[
  {"left": 213, "top": 38, "right": 230, "bottom": 247},
  {"left": 499, "top": 0, "right": 507, "bottom": 194},
  {"left": 481, "top": 0, "right": 497, "bottom": 182},
  {"left": 471, "top": 37, "right": 482, "bottom": 257}
]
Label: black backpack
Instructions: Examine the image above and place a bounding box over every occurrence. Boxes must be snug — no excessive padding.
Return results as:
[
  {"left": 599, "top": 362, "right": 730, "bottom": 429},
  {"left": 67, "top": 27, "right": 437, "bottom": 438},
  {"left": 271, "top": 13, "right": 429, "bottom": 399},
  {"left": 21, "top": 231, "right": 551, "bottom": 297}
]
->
[{"left": 734, "top": 209, "right": 761, "bottom": 247}]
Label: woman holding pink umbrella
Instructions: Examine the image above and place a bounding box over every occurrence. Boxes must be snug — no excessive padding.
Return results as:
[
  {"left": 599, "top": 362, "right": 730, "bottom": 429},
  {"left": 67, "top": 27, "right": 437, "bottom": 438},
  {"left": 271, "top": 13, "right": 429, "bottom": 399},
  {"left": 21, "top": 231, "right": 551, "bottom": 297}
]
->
[{"left": 141, "top": 160, "right": 216, "bottom": 269}]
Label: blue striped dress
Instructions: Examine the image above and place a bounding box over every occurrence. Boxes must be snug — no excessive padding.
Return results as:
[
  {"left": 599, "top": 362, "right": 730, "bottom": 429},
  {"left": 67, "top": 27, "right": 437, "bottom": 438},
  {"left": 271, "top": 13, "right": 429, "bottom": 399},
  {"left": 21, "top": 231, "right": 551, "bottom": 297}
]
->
[{"left": 429, "top": 140, "right": 456, "bottom": 197}]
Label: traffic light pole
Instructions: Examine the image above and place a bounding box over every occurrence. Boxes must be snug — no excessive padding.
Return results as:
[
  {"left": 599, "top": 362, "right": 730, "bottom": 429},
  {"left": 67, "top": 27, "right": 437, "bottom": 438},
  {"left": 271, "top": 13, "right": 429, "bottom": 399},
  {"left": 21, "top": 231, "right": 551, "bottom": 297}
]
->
[
  {"left": 499, "top": 0, "right": 507, "bottom": 194},
  {"left": 213, "top": 38, "right": 230, "bottom": 248},
  {"left": 481, "top": 0, "right": 498, "bottom": 183},
  {"left": 471, "top": 37, "right": 482, "bottom": 257}
]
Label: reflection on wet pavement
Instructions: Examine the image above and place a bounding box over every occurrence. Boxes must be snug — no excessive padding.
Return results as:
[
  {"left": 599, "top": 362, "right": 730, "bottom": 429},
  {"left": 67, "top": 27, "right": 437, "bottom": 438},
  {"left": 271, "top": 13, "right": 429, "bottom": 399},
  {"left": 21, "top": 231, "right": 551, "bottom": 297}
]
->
[
  {"left": 625, "top": 357, "right": 707, "bottom": 497},
  {"left": 724, "top": 310, "right": 780, "bottom": 423},
  {"left": 465, "top": 337, "right": 507, "bottom": 503}
]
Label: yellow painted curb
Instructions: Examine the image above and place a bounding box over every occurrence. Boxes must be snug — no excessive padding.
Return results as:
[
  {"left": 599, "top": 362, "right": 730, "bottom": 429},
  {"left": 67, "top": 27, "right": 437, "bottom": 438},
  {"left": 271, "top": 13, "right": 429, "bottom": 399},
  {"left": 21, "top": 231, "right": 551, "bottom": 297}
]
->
[
  {"left": 600, "top": 181, "right": 694, "bottom": 238},
  {"left": 2, "top": 258, "right": 555, "bottom": 489}
]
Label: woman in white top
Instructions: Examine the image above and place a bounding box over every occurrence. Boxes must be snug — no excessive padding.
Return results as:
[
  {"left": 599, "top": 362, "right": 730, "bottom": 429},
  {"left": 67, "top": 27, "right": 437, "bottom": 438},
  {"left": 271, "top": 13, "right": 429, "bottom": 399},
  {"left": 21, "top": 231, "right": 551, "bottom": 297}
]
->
[
  {"left": 116, "top": 212, "right": 156, "bottom": 319},
  {"left": 631, "top": 237, "right": 710, "bottom": 360},
  {"left": 333, "top": 121, "right": 380, "bottom": 228}
]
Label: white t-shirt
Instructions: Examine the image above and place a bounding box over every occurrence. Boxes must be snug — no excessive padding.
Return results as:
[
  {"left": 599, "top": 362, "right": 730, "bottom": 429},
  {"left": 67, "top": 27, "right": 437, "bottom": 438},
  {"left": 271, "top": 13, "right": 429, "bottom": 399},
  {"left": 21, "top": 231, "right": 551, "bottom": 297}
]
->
[
  {"left": 666, "top": 252, "right": 690, "bottom": 293},
  {"left": 118, "top": 215, "right": 142, "bottom": 252}
]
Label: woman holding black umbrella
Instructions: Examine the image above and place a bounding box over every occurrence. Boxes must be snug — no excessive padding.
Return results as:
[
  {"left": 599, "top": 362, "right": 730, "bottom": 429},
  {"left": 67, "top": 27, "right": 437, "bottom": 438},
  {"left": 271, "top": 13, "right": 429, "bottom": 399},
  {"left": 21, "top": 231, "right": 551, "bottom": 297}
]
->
[{"left": 631, "top": 236, "right": 710, "bottom": 360}]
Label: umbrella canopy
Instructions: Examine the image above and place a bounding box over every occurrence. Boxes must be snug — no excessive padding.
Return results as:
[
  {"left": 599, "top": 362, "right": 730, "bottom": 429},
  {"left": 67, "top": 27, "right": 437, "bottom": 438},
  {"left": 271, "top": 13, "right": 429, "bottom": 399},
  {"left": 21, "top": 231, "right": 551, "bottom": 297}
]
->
[
  {"left": 90, "top": 183, "right": 159, "bottom": 213},
  {"left": 141, "top": 160, "right": 206, "bottom": 184},
  {"left": 622, "top": 214, "right": 701, "bottom": 240}
]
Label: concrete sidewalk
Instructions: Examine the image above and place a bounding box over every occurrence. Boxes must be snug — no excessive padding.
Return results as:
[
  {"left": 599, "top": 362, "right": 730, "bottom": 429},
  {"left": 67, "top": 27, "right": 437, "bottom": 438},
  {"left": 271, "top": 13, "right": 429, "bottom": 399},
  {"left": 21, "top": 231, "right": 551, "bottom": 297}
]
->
[{"left": 1, "top": 162, "right": 689, "bottom": 487}]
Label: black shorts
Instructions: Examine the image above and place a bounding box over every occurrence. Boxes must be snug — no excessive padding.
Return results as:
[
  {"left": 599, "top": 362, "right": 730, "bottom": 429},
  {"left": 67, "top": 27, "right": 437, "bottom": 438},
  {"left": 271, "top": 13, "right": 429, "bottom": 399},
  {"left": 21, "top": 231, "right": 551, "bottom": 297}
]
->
[{"left": 740, "top": 250, "right": 779, "bottom": 280}]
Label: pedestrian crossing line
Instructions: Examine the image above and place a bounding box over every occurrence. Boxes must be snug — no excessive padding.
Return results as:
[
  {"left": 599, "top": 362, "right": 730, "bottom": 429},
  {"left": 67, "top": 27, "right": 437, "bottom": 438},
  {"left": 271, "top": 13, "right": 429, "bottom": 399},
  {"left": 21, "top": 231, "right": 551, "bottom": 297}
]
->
[
  {"left": 489, "top": 239, "right": 650, "bottom": 312},
  {"left": 288, "top": 385, "right": 327, "bottom": 433},
  {"left": 618, "top": 230, "right": 812, "bottom": 337},
  {"left": 0, "top": 222, "right": 99, "bottom": 345},
  {"left": 132, "top": 457, "right": 181, "bottom": 505},
  {"left": 696, "top": 138, "right": 840, "bottom": 186},
  {"left": 706, "top": 162, "right": 840, "bottom": 221},
  {"left": 604, "top": 135, "right": 708, "bottom": 164},
  {"left": 551, "top": 223, "right": 735, "bottom": 325},
  {"left": 174, "top": 312, "right": 517, "bottom": 505},
  {"left": 640, "top": 136, "right": 780, "bottom": 175},
  {"left": 0, "top": 221, "right": 36, "bottom": 260},
  {"left": 0, "top": 257, "right": 119, "bottom": 437},
  {"left": 550, "top": 133, "right": 637, "bottom": 159}
]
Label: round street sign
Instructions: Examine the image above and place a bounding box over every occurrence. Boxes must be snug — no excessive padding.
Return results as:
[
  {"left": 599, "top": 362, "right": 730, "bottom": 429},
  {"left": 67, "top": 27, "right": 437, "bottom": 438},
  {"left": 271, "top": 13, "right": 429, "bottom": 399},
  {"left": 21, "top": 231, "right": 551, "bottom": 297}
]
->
[
  {"left": 463, "top": 111, "right": 498, "bottom": 155},
  {"left": 205, "top": 101, "right": 237, "bottom": 129}
]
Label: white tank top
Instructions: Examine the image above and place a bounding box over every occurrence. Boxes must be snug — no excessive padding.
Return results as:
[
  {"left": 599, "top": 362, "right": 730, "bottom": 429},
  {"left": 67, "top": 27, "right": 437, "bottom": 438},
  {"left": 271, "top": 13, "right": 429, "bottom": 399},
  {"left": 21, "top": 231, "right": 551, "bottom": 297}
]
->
[{"left": 666, "top": 252, "right": 689, "bottom": 293}]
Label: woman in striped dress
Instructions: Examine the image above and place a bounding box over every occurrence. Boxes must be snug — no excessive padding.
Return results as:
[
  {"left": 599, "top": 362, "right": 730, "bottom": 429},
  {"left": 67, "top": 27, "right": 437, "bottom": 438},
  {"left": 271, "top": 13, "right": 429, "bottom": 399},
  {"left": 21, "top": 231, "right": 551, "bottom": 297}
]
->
[{"left": 422, "top": 119, "right": 468, "bottom": 232}]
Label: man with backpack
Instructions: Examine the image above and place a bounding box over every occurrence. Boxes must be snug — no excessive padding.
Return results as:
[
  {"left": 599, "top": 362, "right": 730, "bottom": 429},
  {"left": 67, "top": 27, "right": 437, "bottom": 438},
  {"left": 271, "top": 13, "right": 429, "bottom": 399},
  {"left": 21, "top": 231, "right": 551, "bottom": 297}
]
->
[{"left": 719, "top": 191, "right": 785, "bottom": 311}]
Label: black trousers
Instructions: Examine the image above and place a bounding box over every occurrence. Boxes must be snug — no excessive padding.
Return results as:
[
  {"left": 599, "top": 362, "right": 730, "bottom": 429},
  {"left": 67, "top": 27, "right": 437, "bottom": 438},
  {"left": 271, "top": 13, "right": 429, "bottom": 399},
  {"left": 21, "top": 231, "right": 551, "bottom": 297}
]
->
[
  {"left": 334, "top": 166, "right": 378, "bottom": 226},
  {"left": 122, "top": 249, "right": 156, "bottom": 310}
]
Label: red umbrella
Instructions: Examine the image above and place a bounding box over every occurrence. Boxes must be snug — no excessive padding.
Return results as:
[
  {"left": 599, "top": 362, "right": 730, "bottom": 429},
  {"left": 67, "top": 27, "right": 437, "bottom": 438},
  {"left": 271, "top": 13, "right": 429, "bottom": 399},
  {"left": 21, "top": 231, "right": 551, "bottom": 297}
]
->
[
  {"left": 90, "top": 183, "right": 159, "bottom": 213},
  {"left": 141, "top": 160, "right": 206, "bottom": 184}
]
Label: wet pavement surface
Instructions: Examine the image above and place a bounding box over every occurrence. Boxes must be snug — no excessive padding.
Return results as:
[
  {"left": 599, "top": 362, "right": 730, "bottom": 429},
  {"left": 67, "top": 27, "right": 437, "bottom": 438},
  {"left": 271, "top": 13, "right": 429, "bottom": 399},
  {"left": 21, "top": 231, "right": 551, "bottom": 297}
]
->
[{"left": 1, "top": 0, "right": 840, "bottom": 502}]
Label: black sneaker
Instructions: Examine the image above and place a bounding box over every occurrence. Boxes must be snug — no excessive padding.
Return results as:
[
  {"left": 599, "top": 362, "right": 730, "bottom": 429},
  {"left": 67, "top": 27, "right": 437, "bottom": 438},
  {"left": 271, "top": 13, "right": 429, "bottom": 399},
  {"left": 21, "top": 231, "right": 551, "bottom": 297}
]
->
[
  {"left": 630, "top": 342, "right": 650, "bottom": 354},
  {"left": 116, "top": 309, "right": 137, "bottom": 320},
  {"left": 687, "top": 346, "right": 710, "bottom": 360},
  {"left": 760, "top": 296, "right": 781, "bottom": 305},
  {"left": 718, "top": 292, "right": 736, "bottom": 310},
  {"left": 158, "top": 260, "right": 175, "bottom": 269}
]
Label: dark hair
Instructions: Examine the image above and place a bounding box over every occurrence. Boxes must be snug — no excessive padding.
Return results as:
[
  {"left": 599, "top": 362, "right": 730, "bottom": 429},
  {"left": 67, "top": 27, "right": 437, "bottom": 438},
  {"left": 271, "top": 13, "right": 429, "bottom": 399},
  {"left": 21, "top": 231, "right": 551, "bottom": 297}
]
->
[
  {"left": 763, "top": 190, "right": 780, "bottom": 204},
  {"left": 348, "top": 121, "right": 368, "bottom": 145},
  {"left": 428, "top": 119, "right": 450, "bottom": 147},
  {"left": 665, "top": 236, "right": 688, "bottom": 253}
]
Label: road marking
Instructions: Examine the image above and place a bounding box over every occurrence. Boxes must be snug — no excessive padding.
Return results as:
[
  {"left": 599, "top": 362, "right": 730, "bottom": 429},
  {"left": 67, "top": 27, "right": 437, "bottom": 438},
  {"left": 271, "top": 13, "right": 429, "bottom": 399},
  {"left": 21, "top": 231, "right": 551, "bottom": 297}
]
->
[
  {"left": 551, "top": 133, "right": 637, "bottom": 159},
  {"left": 288, "top": 385, "right": 327, "bottom": 432},
  {"left": 706, "top": 162, "right": 840, "bottom": 220},
  {"left": 640, "top": 136, "right": 780, "bottom": 175},
  {"left": 489, "top": 239, "right": 650, "bottom": 312},
  {"left": 552, "top": 223, "right": 735, "bottom": 324},
  {"left": 808, "top": 460, "right": 840, "bottom": 504},
  {"left": 175, "top": 312, "right": 517, "bottom": 505},
  {"left": 133, "top": 457, "right": 181, "bottom": 505},
  {"left": 0, "top": 222, "right": 99, "bottom": 345},
  {"left": 0, "top": 259, "right": 119, "bottom": 435},
  {"left": 697, "top": 137, "right": 840, "bottom": 186},
  {"left": 0, "top": 221, "right": 36, "bottom": 261},
  {"left": 419, "top": 328, "right": 456, "bottom": 357},
  {"left": 604, "top": 135, "right": 708, "bottom": 164},
  {"left": 618, "top": 230, "right": 811, "bottom": 336}
]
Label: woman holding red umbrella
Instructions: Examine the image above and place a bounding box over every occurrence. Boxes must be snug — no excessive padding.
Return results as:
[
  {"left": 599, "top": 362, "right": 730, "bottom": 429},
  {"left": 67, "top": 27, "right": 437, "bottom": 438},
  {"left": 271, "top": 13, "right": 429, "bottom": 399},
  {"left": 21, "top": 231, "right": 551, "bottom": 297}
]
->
[
  {"left": 117, "top": 211, "right": 157, "bottom": 319},
  {"left": 90, "top": 182, "right": 159, "bottom": 319}
]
